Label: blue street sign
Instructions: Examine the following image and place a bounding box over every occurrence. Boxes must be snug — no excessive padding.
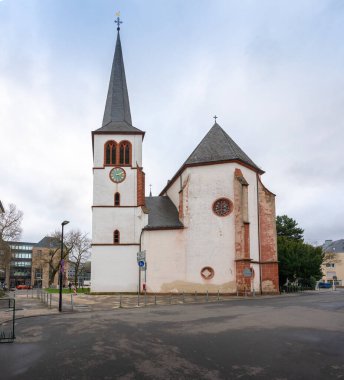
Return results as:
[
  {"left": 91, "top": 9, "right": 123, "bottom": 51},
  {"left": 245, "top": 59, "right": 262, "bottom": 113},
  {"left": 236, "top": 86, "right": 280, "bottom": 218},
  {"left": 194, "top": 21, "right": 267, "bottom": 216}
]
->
[{"left": 138, "top": 260, "right": 145, "bottom": 267}]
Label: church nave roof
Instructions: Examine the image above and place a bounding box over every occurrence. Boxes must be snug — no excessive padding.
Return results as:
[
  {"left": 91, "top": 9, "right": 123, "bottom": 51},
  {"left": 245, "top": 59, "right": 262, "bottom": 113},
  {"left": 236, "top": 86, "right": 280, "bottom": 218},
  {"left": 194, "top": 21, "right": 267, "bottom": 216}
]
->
[{"left": 144, "top": 196, "right": 183, "bottom": 230}]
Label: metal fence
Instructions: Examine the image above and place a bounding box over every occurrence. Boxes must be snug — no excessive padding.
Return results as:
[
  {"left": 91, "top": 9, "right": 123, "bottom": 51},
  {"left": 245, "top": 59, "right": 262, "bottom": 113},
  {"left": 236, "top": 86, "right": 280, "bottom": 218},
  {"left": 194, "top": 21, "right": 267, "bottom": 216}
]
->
[{"left": 0, "top": 298, "right": 15, "bottom": 343}]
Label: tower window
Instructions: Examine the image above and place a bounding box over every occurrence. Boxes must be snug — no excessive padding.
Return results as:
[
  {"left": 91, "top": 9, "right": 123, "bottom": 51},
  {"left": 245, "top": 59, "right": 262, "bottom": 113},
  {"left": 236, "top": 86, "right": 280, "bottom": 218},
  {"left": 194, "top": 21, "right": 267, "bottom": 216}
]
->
[
  {"left": 114, "top": 230, "right": 120, "bottom": 244},
  {"left": 119, "top": 141, "right": 131, "bottom": 165},
  {"left": 104, "top": 141, "right": 117, "bottom": 165},
  {"left": 114, "top": 192, "right": 120, "bottom": 206}
]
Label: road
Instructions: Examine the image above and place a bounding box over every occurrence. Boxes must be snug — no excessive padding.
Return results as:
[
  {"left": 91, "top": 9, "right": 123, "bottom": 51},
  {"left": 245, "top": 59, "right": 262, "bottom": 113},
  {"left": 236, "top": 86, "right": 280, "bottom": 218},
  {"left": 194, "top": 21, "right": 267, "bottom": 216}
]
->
[{"left": 1, "top": 290, "right": 344, "bottom": 379}]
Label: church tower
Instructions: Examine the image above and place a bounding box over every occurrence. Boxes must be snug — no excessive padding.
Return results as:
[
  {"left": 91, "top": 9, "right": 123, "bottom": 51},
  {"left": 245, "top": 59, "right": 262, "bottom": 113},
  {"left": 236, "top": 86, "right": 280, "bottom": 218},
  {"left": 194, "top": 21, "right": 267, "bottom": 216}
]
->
[{"left": 91, "top": 19, "right": 147, "bottom": 292}]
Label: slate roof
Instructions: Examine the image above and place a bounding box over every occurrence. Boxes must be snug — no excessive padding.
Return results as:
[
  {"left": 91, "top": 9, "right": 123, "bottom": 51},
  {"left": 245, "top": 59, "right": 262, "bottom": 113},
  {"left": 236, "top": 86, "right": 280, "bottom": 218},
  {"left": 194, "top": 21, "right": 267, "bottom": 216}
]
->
[
  {"left": 36, "top": 236, "right": 60, "bottom": 249},
  {"left": 144, "top": 196, "right": 183, "bottom": 230},
  {"left": 184, "top": 123, "right": 261, "bottom": 171},
  {"left": 323, "top": 239, "right": 344, "bottom": 253},
  {"left": 160, "top": 122, "right": 263, "bottom": 195},
  {"left": 94, "top": 31, "right": 143, "bottom": 135}
]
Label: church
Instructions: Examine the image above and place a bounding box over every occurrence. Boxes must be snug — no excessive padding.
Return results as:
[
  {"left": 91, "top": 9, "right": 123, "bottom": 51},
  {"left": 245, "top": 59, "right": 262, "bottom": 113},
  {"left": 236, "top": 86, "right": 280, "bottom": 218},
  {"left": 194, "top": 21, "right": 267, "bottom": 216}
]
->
[{"left": 91, "top": 21, "right": 279, "bottom": 295}]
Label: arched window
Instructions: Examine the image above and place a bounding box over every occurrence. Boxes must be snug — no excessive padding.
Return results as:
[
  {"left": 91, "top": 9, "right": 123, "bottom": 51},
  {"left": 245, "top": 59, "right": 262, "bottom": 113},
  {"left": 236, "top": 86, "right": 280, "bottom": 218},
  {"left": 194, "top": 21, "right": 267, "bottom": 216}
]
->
[
  {"left": 114, "top": 192, "right": 120, "bottom": 206},
  {"left": 104, "top": 141, "right": 117, "bottom": 165},
  {"left": 119, "top": 141, "right": 131, "bottom": 165},
  {"left": 114, "top": 230, "right": 120, "bottom": 244}
]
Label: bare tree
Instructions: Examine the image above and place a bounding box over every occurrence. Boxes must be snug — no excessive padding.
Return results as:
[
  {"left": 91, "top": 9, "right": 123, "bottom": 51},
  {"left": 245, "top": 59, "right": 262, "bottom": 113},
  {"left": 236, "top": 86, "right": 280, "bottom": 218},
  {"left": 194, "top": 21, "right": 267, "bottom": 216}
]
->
[
  {"left": 40, "top": 230, "right": 90, "bottom": 287},
  {"left": 0, "top": 203, "right": 23, "bottom": 242},
  {"left": 68, "top": 230, "right": 91, "bottom": 288},
  {"left": 0, "top": 203, "right": 23, "bottom": 284},
  {"left": 43, "top": 231, "right": 76, "bottom": 287}
]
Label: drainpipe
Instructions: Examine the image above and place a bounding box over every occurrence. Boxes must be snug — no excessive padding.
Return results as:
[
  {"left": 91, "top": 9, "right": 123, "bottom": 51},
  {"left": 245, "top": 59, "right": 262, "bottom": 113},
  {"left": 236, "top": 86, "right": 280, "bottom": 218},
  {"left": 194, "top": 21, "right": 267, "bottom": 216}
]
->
[{"left": 256, "top": 174, "right": 263, "bottom": 295}]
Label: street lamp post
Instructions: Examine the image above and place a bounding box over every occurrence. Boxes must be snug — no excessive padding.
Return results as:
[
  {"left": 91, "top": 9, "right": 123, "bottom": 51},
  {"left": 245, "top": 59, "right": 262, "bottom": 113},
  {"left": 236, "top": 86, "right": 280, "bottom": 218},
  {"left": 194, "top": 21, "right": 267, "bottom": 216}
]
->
[{"left": 59, "top": 220, "right": 69, "bottom": 312}]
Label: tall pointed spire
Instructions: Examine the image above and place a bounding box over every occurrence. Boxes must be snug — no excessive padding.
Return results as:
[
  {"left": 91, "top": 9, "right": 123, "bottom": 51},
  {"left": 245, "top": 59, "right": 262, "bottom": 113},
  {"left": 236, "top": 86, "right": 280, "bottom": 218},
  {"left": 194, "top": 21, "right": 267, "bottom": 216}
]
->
[
  {"left": 102, "top": 29, "right": 132, "bottom": 127},
  {"left": 94, "top": 17, "right": 144, "bottom": 135}
]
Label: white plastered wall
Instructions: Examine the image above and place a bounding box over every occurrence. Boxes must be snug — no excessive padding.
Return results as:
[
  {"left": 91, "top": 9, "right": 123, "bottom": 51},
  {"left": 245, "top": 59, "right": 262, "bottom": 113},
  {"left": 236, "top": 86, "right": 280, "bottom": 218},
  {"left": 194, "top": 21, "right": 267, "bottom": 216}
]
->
[
  {"left": 142, "top": 229, "right": 186, "bottom": 292},
  {"left": 163, "top": 162, "right": 260, "bottom": 292},
  {"left": 92, "top": 207, "right": 147, "bottom": 244},
  {"left": 91, "top": 132, "right": 146, "bottom": 292},
  {"left": 91, "top": 245, "right": 138, "bottom": 292},
  {"left": 93, "top": 134, "right": 142, "bottom": 168}
]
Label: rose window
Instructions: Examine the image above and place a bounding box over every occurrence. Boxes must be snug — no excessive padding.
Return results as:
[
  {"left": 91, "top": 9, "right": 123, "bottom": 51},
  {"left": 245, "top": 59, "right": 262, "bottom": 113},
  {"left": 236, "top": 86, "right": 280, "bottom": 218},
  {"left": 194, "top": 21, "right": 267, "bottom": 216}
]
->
[{"left": 212, "top": 198, "right": 233, "bottom": 217}]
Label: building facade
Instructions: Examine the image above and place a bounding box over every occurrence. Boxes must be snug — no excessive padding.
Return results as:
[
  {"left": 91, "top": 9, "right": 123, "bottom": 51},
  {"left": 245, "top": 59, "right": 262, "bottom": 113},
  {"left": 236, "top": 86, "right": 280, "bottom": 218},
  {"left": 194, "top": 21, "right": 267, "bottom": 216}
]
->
[
  {"left": 31, "top": 236, "right": 69, "bottom": 289},
  {"left": 322, "top": 239, "right": 344, "bottom": 286},
  {"left": 91, "top": 24, "right": 279, "bottom": 294},
  {"left": 8, "top": 242, "right": 34, "bottom": 288}
]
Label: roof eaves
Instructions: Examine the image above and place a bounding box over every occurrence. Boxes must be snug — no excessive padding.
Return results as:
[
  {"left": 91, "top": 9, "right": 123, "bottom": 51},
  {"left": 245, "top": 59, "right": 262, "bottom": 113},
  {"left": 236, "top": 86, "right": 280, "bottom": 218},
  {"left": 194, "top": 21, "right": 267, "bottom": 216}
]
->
[
  {"left": 143, "top": 225, "right": 184, "bottom": 231},
  {"left": 159, "top": 159, "right": 265, "bottom": 196}
]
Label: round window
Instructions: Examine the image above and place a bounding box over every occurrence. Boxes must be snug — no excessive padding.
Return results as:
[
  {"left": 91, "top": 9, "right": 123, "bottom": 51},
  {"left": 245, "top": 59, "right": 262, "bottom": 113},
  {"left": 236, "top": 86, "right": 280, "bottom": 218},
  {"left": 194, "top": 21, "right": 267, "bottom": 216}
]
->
[
  {"left": 201, "top": 267, "right": 215, "bottom": 280},
  {"left": 212, "top": 198, "right": 233, "bottom": 217}
]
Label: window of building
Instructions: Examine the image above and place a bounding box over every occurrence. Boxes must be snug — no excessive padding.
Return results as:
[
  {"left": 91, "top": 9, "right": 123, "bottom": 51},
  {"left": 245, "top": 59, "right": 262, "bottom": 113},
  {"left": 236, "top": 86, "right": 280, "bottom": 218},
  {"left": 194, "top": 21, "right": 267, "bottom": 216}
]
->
[
  {"left": 212, "top": 198, "right": 233, "bottom": 217},
  {"left": 114, "top": 192, "right": 120, "bottom": 206},
  {"left": 114, "top": 230, "right": 120, "bottom": 244},
  {"left": 119, "top": 141, "right": 131, "bottom": 165},
  {"left": 35, "top": 269, "right": 42, "bottom": 279},
  {"left": 104, "top": 141, "right": 117, "bottom": 165}
]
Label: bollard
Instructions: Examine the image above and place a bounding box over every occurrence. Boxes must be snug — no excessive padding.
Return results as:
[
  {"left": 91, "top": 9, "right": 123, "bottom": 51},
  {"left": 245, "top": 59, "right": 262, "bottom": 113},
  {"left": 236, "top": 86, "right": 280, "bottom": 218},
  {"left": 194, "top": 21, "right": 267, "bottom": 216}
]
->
[
  {"left": 49, "top": 293, "right": 52, "bottom": 309},
  {"left": 27, "top": 289, "right": 29, "bottom": 299},
  {"left": 217, "top": 290, "right": 220, "bottom": 301},
  {"left": 206, "top": 290, "right": 209, "bottom": 302},
  {"left": 137, "top": 292, "right": 140, "bottom": 306},
  {"left": 144, "top": 290, "right": 147, "bottom": 307},
  {"left": 119, "top": 294, "right": 122, "bottom": 308},
  {"left": 194, "top": 290, "right": 197, "bottom": 301},
  {"left": 182, "top": 292, "right": 184, "bottom": 303},
  {"left": 71, "top": 294, "right": 74, "bottom": 312},
  {"left": 154, "top": 295, "right": 157, "bottom": 305},
  {"left": 170, "top": 293, "right": 172, "bottom": 304}
]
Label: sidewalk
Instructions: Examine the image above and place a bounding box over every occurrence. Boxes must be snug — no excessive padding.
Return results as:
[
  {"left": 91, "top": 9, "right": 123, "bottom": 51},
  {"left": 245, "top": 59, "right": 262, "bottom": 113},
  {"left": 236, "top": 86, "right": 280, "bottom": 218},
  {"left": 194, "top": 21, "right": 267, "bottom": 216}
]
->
[{"left": 1, "top": 288, "right": 337, "bottom": 321}]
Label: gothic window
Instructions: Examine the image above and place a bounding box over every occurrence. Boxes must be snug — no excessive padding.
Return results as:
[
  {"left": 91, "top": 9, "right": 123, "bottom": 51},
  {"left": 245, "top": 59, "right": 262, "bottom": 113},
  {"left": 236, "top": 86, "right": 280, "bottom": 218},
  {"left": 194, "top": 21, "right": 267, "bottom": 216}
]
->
[
  {"left": 212, "top": 198, "right": 233, "bottom": 217},
  {"left": 104, "top": 141, "right": 117, "bottom": 165},
  {"left": 114, "top": 230, "right": 120, "bottom": 244},
  {"left": 119, "top": 141, "right": 131, "bottom": 165},
  {"left": 114, "top": 192, "right": 120, "bottom": 206}
]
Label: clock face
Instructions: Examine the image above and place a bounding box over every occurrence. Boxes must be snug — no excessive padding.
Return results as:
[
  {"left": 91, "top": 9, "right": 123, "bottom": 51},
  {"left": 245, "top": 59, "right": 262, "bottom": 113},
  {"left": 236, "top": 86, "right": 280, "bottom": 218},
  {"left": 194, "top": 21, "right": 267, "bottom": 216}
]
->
[{"left": 109, "top": 167, "right": 126, "bottom": 183}]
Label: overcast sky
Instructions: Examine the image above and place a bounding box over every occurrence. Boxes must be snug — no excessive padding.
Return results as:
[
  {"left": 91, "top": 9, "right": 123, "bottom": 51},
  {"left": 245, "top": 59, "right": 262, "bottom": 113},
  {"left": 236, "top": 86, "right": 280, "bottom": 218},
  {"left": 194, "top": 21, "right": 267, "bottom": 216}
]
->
[{"left": 1, "top": 0, "right": 343, "bottom": 245}]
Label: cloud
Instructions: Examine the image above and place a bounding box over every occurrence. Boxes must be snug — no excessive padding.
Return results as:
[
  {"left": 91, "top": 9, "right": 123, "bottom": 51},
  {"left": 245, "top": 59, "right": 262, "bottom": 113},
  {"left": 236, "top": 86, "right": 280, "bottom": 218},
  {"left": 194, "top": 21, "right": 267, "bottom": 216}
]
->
[{"left": 1, "top": 0, "right": 343, "bottom": 245}]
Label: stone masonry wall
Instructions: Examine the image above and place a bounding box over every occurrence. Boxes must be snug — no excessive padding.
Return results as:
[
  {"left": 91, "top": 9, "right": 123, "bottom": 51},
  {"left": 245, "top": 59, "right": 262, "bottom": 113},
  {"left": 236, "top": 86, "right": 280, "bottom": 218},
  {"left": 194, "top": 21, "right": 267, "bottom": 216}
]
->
[{"left": 257, "top": 176, "right": 279, "bottom": 293}]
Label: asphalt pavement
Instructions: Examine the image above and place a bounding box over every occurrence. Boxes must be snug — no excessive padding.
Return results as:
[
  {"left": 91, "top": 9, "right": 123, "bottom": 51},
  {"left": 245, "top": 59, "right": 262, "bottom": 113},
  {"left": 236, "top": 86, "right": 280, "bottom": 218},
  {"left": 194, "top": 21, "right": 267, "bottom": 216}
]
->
[{"left": 0, "top": 290, "right": 344, "bottom": 379}]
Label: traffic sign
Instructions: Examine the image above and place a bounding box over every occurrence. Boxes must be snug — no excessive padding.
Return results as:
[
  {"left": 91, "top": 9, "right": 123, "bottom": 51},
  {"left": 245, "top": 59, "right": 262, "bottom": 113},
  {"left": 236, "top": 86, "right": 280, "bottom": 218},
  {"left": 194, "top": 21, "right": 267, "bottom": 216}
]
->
[
  {"left": 137, "top": 251, "right": 146, "bottom": 261},
  {"left": 243, "top": 268, "right": 252, "bottom": 278},
  {"left": 138, "top": 260, "right": 145, "bottom": 267}
]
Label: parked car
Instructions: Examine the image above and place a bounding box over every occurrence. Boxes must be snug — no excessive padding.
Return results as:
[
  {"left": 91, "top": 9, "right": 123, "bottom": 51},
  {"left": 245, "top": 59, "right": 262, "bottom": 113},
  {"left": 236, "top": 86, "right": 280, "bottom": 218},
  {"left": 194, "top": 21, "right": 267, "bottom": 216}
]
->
[
  {"left": 16, "top": 284, "right": 32, "bottom": 290},
  {"left": 318, "top": 282, "right": 332, "bottom": 289}
]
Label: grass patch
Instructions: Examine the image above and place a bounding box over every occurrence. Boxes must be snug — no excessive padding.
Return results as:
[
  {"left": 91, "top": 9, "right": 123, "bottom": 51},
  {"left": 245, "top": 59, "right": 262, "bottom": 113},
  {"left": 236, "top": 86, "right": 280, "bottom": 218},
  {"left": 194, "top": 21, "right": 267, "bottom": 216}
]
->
[{"left": 46, "top": 288, "right": 90, "bottom": 294}]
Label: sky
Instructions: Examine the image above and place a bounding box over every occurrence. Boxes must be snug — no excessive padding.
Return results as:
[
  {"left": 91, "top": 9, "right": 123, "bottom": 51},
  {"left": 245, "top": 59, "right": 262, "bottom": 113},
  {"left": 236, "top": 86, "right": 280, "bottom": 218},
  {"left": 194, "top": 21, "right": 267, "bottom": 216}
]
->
[{"left": 0, "top": 0, "right": 343, "bottom": 245}]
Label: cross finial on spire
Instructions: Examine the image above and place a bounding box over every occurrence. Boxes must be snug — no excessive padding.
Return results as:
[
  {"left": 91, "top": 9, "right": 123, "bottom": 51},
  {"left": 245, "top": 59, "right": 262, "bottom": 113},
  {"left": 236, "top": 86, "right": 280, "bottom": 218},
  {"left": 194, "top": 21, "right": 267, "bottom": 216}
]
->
[
  {"left": 149, "top": 184, "right": 152, "bottom": 197},
  {"left": 115, "top": 12, "right": 123, "bottom": 31},
  {"left": 213, "top": 115, "right": 218, "bottom": 123}
]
